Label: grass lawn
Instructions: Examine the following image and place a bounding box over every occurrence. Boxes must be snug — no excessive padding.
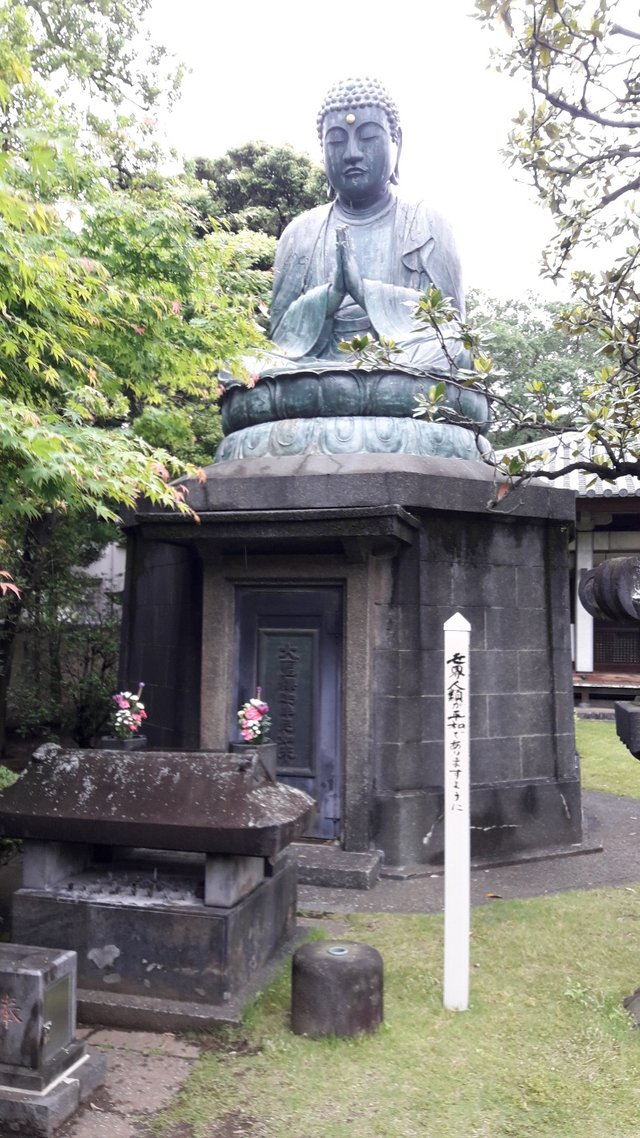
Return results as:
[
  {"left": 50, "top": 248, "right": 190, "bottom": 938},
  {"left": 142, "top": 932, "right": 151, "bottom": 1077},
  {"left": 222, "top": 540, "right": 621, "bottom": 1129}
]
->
[
  {"left": 576, "top": 716, "right": 640, "bottom": 799},
  {"left": 150, "top": 716, "right": 640, "bottom": 1138},
  {"left": 155, "top": 891, "right": 640, "bottom": 1138}
]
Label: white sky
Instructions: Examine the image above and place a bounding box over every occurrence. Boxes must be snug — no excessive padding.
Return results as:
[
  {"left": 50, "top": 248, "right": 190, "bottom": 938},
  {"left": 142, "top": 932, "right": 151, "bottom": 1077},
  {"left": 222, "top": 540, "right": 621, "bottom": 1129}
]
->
[{"left": 147, "top": 0, "right": 561, "bottom": 299}]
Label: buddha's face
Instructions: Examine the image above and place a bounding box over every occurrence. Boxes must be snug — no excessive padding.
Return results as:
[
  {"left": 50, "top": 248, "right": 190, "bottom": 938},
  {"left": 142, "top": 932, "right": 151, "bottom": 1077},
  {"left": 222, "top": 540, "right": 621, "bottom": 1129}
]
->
[{"left": 322, "top": 106, "right": 396, "bottom": 208}]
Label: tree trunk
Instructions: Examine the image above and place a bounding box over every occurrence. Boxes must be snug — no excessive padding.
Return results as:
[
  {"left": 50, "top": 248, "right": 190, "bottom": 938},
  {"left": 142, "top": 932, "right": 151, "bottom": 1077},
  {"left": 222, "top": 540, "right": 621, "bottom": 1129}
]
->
[
  {"left": 0, "top": 593, "right": 24, "bottom": 759},
  {"left": 0, "top": 514, "right": 59, "bottom": 759}
]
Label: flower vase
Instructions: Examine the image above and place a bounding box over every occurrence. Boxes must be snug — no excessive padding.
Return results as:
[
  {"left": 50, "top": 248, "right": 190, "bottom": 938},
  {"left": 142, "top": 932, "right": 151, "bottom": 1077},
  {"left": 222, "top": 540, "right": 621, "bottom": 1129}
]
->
[
  {"left": 99, "top": 736, "right": 148, "bottom": 752},
  {"left": 230, "top": 740, "right": 277, "bottom": 780}
]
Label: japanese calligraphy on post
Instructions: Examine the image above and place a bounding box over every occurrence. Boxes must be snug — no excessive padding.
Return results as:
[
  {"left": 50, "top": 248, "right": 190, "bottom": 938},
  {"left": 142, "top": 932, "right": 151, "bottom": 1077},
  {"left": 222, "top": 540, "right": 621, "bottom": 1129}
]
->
[{"left": 446, "top": 649, "right": 467, "bottom": 812}]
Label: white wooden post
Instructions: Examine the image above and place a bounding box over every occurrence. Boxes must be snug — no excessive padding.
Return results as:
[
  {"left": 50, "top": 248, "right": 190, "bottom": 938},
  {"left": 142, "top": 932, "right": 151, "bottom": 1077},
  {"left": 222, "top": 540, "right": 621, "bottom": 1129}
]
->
[
  {"left": 443, "top": 612, "right": 471, "bottom": 1011},
  {"left": 575, "top": 529, "right": 594, "bottom": 673}
]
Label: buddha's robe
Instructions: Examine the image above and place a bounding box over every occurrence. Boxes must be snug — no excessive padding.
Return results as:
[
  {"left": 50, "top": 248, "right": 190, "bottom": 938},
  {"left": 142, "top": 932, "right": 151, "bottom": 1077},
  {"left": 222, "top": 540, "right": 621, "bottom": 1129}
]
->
[{"left": 268, "top": 193, "right": 469, "bottom": 373}]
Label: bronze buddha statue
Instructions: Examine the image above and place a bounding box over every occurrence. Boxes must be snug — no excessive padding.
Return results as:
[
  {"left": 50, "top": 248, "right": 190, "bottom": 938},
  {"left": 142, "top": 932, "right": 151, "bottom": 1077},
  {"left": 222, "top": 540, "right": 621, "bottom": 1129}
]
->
[{"left": 216, "top": 77, "right": 489, "bottom": 462}]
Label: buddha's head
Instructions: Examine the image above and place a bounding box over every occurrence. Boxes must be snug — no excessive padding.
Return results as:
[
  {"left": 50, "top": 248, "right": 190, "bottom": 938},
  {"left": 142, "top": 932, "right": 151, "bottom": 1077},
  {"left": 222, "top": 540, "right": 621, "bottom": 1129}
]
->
[{"left": 317, "top": 77, "right": 402, "bottom": 208}]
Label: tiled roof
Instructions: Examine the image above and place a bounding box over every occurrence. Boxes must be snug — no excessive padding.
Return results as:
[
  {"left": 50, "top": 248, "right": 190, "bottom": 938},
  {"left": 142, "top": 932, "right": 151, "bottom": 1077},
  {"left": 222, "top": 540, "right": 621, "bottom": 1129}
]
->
[{"left": 496, "top": 433, "right": 640, "bottom": 499}]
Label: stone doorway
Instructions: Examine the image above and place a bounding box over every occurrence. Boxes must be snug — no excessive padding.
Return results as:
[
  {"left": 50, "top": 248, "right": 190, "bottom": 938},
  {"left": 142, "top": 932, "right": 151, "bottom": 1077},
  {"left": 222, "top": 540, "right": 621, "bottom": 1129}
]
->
[{"left": 235, "top": 586, "right": 343, "bottom": 839}]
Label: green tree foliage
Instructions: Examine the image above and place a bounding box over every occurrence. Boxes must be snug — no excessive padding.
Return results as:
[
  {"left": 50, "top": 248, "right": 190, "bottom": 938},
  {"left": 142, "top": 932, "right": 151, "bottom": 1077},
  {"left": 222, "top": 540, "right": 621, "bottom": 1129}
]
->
[
  {"left": 472, "top": 0, "right": 640, "bottom": 482},
  {"left": 0, "top": 2, "right": 267, "bottom": 750},
  {"left": 20, "top": 0, "right": 184, "bottom": 109},
  {"left": 79, "top": 188, "right": 268, "bottom": 415},
  {"left": 6, "top": 513, "right": 121, "bottom": 747},
  {"left": 191, "top": 140, "right": 327, "bottom": 242},
  {"left": 467, "top": 290, "right": 599, "bottom": 445},
  {"left": 0, "top": 15, "right": 193, "bottom": 529},
  {"left": 17, "top": 0, "right": 185, "bottom": 191}
]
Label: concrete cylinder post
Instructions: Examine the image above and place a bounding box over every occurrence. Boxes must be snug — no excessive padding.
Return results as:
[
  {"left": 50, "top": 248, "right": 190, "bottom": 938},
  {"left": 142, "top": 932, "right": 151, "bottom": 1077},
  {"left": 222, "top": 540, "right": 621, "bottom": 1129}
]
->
[{"left": 291, "top": 941, "right": 383, "bottom": 1038}]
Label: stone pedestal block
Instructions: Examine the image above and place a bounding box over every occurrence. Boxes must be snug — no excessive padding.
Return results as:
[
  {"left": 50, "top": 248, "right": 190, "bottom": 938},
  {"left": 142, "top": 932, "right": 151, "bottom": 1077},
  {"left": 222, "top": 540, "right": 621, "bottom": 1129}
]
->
[
  {"left": 22, "top": 841, "right": 90, "bottom": 890},
  {"left": 12, "top": 848, "right": 297, "bottom": 1018},
  {"left": 230, "top": 741, "right": 278, "bottom": 780},
  {"left": 0, "top": 1049, "right": 106, "bottom": 1138},
  {"left": 0, "top": 945, "right": 78, "bottom": 1091},
  {"left": 99, "top": 736, "right": 147, "bottom": 751},
  {"left": 205, "top": 854, "right": 264, "bottom": 907},
  {"left": 0, "top": 944, "right": 105, "bottom": 1136},
  {"left": 291, "top": 941, "right": 383, "bottom": 1038},
  {"left": 121, "top": 453, "right": 585, "bottom": 875},
  {"left": 374, "top": 778, "right": 584, "bottom": 868}
]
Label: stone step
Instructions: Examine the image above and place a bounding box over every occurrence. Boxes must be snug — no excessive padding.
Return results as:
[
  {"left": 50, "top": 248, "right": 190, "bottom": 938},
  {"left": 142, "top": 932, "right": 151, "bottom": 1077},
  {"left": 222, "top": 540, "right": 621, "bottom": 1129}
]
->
[{"left": 292, "top": 844, "right": 383, "bottom": 890}]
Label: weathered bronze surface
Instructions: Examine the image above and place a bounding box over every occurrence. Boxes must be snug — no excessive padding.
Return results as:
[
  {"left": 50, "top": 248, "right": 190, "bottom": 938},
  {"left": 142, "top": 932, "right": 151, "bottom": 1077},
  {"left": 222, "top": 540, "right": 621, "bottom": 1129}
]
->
[
  {"left": 217, "top": 77, "right": 485, "bottom": 462},
  {"left": 216, "top": 416, "right": 490, "bottom": 463},
  {"left": 220, "top": 371, "right": 489, "bottom": 433},
  {"left": 579, "top": 556, "right": 640, "bottom": 623},
  {"left": 578, "top": 555, "right": 640, "bottom": 762},
  {"left": 266, "top": 78, "right": 468, "bottom": 374}
]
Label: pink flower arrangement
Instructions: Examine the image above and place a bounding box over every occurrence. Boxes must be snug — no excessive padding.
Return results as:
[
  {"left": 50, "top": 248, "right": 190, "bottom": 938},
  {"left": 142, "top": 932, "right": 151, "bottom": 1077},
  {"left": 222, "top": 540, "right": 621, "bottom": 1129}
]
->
[
  {"left": 237, "top": 688, "right": 271, "bottom": 744},
  {"left": 111, "top": 683, "right": 147, "bottom": 739}
]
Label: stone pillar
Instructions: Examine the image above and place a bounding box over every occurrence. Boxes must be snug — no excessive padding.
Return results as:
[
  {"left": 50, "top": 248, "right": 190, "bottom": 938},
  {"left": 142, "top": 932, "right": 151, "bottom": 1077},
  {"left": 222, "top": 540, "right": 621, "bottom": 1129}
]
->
[
  {"left": 22, "top": 842, "right": 90, "bottom": 889},
  {"left": 204, "top": 854, "right": 264, "bottom": 907}
]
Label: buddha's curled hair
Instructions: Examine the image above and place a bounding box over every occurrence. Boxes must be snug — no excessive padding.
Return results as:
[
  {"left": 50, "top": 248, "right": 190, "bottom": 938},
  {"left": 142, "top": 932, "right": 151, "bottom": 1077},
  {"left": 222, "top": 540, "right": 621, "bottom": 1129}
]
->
[{"left": 316, "top": 77, "right": 401, "bottom": 142}]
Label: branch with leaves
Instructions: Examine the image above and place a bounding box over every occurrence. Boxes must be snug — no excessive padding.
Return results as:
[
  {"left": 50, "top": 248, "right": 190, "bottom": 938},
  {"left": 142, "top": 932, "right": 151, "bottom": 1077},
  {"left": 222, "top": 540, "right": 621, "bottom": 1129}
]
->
[
  {"left": 405, "top": 284, "right": 640, "bottom": 486},
  {"left": 464, "top": 1, "right": 640, "bottom": 483}
]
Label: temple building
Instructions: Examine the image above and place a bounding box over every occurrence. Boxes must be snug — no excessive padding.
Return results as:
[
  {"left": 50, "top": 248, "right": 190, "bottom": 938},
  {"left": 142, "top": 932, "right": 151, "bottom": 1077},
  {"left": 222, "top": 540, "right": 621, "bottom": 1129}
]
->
[{"left": 501, "top": 435, "right": 640, "bottom": 705}]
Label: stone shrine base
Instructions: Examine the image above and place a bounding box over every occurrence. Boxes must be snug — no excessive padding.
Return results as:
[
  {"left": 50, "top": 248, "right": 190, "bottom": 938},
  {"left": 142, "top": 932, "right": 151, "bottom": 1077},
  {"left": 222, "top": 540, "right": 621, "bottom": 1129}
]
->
[
  {"left": 126, "top": 452, "right": 584, "bottom": 871},
  {"left": 12, "top": 849, "right": 298, "bottom": 1031},
  {"left": 0, "top": 749, "right": 313, "bottom": 1030}
]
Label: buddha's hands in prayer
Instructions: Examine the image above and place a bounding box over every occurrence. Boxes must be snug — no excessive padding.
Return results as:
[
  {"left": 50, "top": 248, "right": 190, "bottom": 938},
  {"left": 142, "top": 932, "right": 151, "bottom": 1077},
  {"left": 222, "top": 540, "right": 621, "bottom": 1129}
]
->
[
  {"left": 327, "top": 227, "right": 365, "bottom": 314},
  {"left": 337, "top": 227, "right": 365, "bottom": 307}
]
